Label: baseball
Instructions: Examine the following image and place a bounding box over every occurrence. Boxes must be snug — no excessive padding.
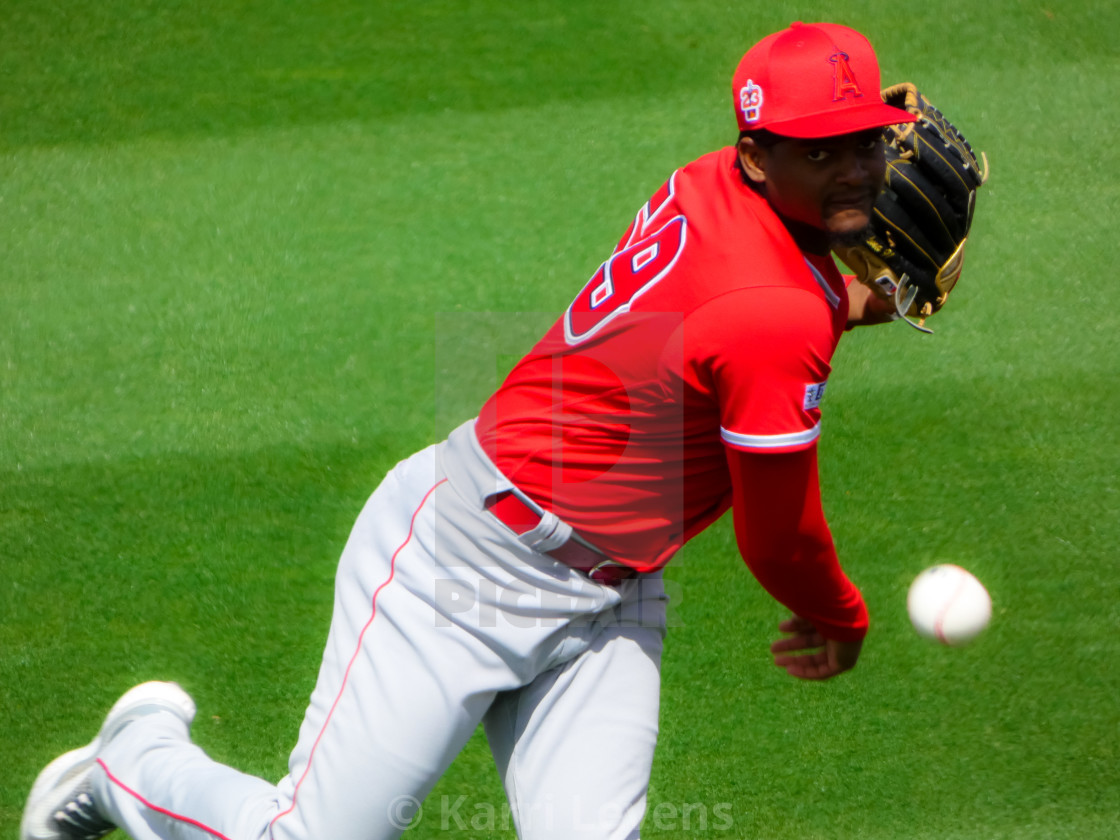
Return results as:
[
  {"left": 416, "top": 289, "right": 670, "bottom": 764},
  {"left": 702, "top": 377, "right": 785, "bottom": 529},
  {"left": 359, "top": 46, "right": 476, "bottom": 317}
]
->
[{"left": 907, "top": 564, "right": 992, "bottom": 646}]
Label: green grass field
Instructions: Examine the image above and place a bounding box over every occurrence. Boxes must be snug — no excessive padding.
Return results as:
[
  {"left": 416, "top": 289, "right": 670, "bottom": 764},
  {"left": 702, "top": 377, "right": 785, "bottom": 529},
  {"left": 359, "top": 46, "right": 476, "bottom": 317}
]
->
[{"left": 3, "top": 1, "right": 1118, "bottom": 837}]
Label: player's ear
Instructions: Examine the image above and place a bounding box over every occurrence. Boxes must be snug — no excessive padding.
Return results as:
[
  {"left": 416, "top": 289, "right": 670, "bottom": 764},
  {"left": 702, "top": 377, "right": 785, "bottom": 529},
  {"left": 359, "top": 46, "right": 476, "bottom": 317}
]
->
[{"left": 737, "top": 137, "right": 768, "bottom": 185}]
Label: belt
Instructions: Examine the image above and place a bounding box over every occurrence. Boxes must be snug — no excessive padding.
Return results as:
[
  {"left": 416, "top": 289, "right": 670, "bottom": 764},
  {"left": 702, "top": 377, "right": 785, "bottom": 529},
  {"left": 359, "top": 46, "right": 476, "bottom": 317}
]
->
[{"left": 484, "top": 490, "right": 637, "bottom": 586}]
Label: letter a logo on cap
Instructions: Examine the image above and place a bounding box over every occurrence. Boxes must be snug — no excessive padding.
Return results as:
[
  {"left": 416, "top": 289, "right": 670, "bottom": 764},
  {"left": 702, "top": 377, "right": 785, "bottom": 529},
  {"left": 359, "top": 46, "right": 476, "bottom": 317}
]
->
[{"left": 829, "top": 51, "right": 863, "bottom": 100}]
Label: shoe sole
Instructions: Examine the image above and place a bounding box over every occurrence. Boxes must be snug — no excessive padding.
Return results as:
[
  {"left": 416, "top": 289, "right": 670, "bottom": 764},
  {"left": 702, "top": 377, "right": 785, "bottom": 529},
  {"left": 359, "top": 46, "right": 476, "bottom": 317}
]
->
[{"left": 21, "top": 681, "right": 197, "bottom": 840}]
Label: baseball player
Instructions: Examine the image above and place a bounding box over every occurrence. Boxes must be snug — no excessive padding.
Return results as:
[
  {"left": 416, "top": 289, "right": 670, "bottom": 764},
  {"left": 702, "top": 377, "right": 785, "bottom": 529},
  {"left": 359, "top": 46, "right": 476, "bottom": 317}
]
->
[{"left": 24, "top": 21, "right": 917, "bottom": 840}]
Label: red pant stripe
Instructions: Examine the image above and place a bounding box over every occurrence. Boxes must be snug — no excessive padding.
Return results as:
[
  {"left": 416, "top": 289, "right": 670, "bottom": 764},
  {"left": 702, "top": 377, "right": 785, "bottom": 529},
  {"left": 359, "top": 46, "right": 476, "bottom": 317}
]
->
[{"left": 268, "top": 478, "right": 448, "bottom": 836}]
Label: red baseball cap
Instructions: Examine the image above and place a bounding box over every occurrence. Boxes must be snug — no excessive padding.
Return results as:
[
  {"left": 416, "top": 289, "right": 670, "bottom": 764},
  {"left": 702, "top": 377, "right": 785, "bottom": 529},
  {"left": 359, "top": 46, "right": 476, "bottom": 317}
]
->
[{"left": 732, "top": 22, "right": 916, "bottom": 138}]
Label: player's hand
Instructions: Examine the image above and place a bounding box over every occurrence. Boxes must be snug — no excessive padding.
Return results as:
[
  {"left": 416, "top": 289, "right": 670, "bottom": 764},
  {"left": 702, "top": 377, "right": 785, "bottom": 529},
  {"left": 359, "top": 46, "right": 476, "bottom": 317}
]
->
[
  {"left": 845, "top": 279, "right": 897, "bottom": 328},
  {"left": 770, "top": 615, "right": 863, "bottom": 680}
]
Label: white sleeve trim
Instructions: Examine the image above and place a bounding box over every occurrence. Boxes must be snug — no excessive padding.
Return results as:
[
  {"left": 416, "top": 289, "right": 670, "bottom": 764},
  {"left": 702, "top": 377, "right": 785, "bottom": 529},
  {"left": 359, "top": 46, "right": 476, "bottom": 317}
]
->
[
  {"left": 804, "top": 258, "right": 841, "bottom": 309},
  {"left": 720, "top": 424, "right": 821, "bottom": 450}
]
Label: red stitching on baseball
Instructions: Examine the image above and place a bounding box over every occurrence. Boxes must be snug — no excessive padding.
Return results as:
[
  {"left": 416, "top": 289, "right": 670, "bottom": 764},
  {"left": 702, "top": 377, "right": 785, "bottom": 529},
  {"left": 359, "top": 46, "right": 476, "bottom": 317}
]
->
[
  {"left": 933, "top": 566, "right": 968, "bottom": 645},
  {"left": 96, "top": 758, "right": 234, "bottom": 840},
  {"left": 269, "top": 478, "right": 448, "bottom": 835}
]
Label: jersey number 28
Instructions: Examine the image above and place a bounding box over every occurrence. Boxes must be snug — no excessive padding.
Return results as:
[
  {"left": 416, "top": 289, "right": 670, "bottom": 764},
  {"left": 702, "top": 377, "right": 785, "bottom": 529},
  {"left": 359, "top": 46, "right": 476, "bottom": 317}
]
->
[
  {"left": 563, "top": 216, "right": 686, "bottom": 345},
  {"left": 564, "top": 173, "right": 688, "bottom": 345}
]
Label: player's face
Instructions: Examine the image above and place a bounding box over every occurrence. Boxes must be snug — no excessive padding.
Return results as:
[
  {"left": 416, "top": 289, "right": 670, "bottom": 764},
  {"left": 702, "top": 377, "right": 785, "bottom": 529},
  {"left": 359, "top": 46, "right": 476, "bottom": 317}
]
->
[{"left": 739, "top": 130, "right": 887, "bottom": 240}]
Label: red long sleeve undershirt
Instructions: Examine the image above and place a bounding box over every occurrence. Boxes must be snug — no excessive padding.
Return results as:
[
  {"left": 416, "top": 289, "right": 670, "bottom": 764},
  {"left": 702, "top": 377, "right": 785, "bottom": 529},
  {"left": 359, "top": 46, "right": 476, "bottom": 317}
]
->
[{"left": 726, "top": 445, "right": 868, "bottom": 642}]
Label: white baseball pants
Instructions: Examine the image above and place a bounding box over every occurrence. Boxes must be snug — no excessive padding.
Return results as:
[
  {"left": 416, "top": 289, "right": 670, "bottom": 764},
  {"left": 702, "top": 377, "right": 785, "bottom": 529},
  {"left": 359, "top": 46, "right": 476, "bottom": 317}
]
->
[{"left": 91, "top": 420, "right": 668, "bottom": 840}]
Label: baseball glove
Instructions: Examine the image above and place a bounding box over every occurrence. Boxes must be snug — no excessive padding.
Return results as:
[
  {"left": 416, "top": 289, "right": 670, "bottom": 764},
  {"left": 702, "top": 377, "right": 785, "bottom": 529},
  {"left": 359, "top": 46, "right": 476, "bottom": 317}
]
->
[{"left": 834, "top": 83, "right": 988, "bottom": 333}]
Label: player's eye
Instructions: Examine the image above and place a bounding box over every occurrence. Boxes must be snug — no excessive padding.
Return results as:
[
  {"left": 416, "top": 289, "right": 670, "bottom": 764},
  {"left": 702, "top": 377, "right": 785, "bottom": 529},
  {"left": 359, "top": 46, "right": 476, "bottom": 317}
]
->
[
  {"left": 857, "top": 130, "right": 886, "bottom": 152},
  {"left": 806, "top": 149, "right": 829, "bottom": 162}
]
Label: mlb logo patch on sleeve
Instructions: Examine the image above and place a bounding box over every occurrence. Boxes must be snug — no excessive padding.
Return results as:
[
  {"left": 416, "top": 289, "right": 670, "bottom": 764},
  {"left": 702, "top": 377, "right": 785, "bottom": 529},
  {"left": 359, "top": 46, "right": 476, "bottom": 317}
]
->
[{"left": 803, "top": 382, "right": 827, "bottom": 410}]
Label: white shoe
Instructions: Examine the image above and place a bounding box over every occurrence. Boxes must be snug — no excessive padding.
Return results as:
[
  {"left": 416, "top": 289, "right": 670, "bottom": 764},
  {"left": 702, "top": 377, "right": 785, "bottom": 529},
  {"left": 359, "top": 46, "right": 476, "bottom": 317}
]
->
[{"left": 21, "top": 681, "right": 197, "bottom": 840}]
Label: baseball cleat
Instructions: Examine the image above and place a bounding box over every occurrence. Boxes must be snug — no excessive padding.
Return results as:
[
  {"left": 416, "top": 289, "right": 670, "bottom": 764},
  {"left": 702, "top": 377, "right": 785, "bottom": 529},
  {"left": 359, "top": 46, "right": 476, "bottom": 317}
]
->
[{"left": 21, "top": 681, "right": 196, "bottom": 840}]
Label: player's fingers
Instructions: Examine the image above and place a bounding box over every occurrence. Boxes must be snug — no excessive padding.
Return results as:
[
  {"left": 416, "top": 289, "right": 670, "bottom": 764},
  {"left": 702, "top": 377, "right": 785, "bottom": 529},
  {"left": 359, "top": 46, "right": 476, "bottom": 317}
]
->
[
  {"left": 773, "top": 651, "right": 837, "bottom": 681},
  {"left": 777, "top": 615, "right": 815, "bottom": 634},
  {"left": 769, "top": 631, "right": 825, "bottom": 654}
]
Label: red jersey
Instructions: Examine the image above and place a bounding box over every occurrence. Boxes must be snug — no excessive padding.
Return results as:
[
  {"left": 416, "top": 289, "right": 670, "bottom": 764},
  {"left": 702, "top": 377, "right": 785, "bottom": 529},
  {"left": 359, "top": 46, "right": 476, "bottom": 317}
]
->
[{"left": 476, "top": 146, "right": 849, "bottom": 573}]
